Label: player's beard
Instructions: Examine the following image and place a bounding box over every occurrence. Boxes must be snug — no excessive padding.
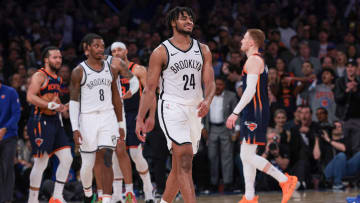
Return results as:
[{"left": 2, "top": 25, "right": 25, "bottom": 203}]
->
[
  {"left": 49, "top": 62, "right": 60, "bottom": 73},
  {"left": 175, "top": 24, "right": 192, "bottom": 35}
]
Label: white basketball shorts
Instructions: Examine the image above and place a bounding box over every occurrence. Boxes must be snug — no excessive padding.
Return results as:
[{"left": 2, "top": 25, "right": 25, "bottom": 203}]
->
[
  {"left": 158, "top": 99, "right": 202, "bottom": 154},
  {"left": 79, "top": 109, "right": 119, "bottom": 152}
]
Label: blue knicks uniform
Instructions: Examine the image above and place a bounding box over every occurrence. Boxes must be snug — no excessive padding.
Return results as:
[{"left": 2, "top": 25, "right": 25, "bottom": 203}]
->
[
  {"left": 240, "top": 54, "right": 269, "bottom": 145},
  {"left": 27, "top": 68, "right": 70, "bottom": 157},
  {"left": 119, "top": 62, "right": 143, "bottom": 147}
]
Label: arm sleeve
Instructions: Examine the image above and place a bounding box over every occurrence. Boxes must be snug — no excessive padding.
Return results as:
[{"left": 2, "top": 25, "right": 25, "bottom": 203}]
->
[
  {"left": 4, "top": 89, "right": 21, "bottom": 130},
  {"left": 233, "top": 74, "right": 258, "bottom": 115},
  {"left": 69, "top": 100, "right": 80, "bottom": 131},
  {"left": 129, "top": 75, "right": 140, "bottom": 95}
]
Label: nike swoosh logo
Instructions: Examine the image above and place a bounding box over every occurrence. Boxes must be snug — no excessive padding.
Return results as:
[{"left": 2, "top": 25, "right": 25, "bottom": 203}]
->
[
  {"left": 194, "top": 50, "right": 200, "bottom": 53},
  {"left": 171, "top": 52, "right": 179, "bottom": 56}
]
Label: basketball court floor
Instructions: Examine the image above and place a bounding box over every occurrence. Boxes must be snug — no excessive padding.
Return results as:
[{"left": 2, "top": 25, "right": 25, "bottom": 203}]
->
[{"left": 135, "top": 189, "right": 360, "bottom": 203}]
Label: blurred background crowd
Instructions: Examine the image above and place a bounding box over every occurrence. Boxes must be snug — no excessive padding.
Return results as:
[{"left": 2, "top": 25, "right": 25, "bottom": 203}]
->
[{"left": 1, "top": 0, "right": 360, "bottom": 201}]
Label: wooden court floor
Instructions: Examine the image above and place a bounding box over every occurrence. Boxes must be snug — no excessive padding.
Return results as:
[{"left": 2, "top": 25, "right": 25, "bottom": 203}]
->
[{"left": 136, "top": 188, "right": 360, "bottom": 203}]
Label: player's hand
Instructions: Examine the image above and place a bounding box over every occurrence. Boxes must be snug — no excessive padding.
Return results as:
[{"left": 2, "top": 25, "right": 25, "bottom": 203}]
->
[
  {"left": 144, "top": 116, "right": 155, "bottom": 133},
  {"left": 73, "top": 130, "right": 82, "bottom": 145},
  {"left": 201, "top": 128, "right": 208, "bottom": 140},
  {"left": 0, "top": 128, "right": 7, "bottom": 141},
  {"left": 226, "top": 113, "right": 238, "bottom": 129},
  {"left": 135, "top": 117, "right": 146, "bottom": 142},
  {"left": 122, "top": 90, "right": 133, "bottom": 100},
  {"left": 119, "top": 128, "right": 126, "bottom": 140},
  {"left": 197, "top": 99, "right": 210, "bottom": 117}
]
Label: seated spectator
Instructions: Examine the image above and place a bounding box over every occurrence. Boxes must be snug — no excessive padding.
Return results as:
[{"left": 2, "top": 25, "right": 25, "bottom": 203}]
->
[
  {"left": 321, "top": 56, "right": 335, "bottom": 70},
  {"left": 285, "top": 105, "right": 303, "bottom": 130},
  {"left": 315, "top": 108, "right": 333, "bottom": 131},
  {"left": 258, "top": 129, "right": 290, "bottom": 191},
  {"left": 322, "top": 121, "right": 360, "bottom": 190}
]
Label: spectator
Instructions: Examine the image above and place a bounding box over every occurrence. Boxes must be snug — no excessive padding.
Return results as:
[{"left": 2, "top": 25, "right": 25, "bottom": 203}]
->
[
  {"left": 334, "top": 59, "right": 360, "bottom": 155},
  {"left": 278, "top": 18, "right": 296, "bottom": 49},
  {"left": 308, "top": 68, "right": 337, "bottom": 122},
  {"left": 280, "top": 35, "right": 299, "bottom": 64},
  {"left": 259, "top": 129, "right": 290, "bottom": 190},
  {"left": 322, "top": 121, "right": 360, "bottom": 190},
  {"left": 288, "top": 105, "right": 321, "bottom": 189},
  {"left": 315, "top": 108, "right": 333, "bottom": 131},
  {"left": 321, "top": 56, "right": 335, "bottom": 70},
  {"left": 0, "top": 80, "right": 21, "bottom": 203},
  {"left": 203, "top": 76, "right": 238, "bottom": 192},
  {"left": 289, "top": 41, "right": 321, "bottom": 77},
  {"left": 264, "top": 41, "right": 280, "bottom": 68},
  {"left": 334, "top": 51, "right": 347, "bottom": 77},
  {"left": 310, "top": 29, "right": 332, "bottom": 59},
  {"left": 285, "top": 105, "right": 303, "bottom": 130}
]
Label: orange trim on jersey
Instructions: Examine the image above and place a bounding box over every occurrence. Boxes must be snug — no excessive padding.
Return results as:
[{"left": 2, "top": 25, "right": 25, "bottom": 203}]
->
[
  {"left": 254, "top": 141, "right": 265, "bottom": 145},
  {"left": 40, "top": 78, "right": 49, "bottom": 90},
  {"left": 256, "top": 75, "right": 262, "bottom": 110},
  {"left": 38, "top": 121, "right": 42, "bottom": 136},
  {"left": 253, "top": 96, "right": 257, "bottom": 111},
  {"left": 49, "top": 146, "right": 71, "bottom": 157},
  {"left": 128, "top": 62, "right": 134, "bottom": 70},
  {"left": 40, "top": 68, "right": 58, "bottom": 79},
  {"left": 126, "top": 145, "right": 141, "bottom": 150},
  {"left": 243, "top": 67, "right": 247, "bottom": 74}
]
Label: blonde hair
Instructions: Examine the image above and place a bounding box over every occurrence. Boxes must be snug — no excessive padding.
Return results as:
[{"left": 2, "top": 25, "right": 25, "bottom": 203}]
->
[{"left": 247, "top": 29, "right": 265, "bottom": 49}]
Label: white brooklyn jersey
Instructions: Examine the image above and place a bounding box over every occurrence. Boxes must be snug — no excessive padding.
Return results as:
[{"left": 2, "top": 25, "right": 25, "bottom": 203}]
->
[
  {"left": 160, "top": 39, "right": 204, "bottom": 105},
  {"left": 80, "top": 60, "right": 114, "bottom": 113}
]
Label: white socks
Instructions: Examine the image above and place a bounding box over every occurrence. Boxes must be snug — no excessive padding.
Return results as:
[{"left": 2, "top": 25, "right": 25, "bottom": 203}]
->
[
  {"left": 125, "top": 183, "right": 134, "bottom": 194},
  {"left": 28, "top": 189, "right": 39, "bottom": 203},
  {"left": 160, "top": 199, "right": 168, "bottom": 203},
  {"left": 102, "top": 194, "right": 111, "bottom": 203},
  {"left": 140, "top": 171, "right": 154, "bottom": 200}
]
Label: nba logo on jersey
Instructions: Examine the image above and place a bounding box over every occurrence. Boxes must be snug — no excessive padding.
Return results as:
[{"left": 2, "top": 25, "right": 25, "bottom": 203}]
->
[{"left": 245, "top": 121, "right": 258, "bottom": 132}]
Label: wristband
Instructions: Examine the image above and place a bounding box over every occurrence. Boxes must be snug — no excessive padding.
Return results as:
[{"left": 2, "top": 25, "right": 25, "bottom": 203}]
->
[
  {"left": 48, "top": 101, "right": 60, "bottom": 110},
  {"left": 118, "top": 121, "right": 126, "bottom": 129}
]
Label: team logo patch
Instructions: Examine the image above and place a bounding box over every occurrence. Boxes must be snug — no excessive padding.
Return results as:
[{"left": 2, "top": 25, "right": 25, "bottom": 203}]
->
[
  {"left": 112, "top": 135, "right": 117, "bottom": 145},
  {"left": 1, "top": 94, "right": 5, "bottom": 99},
  {"left": 245, "top": 121, "right": 258, "bottom": 132},
  {"left": 35, "top": 138, "right": 44, "bottom": 147}
]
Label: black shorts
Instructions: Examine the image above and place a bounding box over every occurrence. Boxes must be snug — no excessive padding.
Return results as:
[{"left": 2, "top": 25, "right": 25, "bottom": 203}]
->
[
  {"left": 28, "top": 115, "right": 70, "bottom": 157},
  {"left": 240, "top": 120, "right": 266, "bottom": 146},
  {"left": 125, "top": 111, "right": 141, "bottom": 148}
]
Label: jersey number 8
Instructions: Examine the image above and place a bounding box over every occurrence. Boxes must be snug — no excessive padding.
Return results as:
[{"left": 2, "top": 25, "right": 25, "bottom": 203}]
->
[{"left": 99, "top": 89, "right": 104, "bottom": 101}]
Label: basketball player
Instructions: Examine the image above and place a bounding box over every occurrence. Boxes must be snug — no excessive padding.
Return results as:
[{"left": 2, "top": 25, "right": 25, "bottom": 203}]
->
[
  {"left": 93, "top": 47, "right": 139, "bottom": 202},
  {"left": 136, "top": 7, "right": 216, "bottom": 203},
  {"left": 69, "top": 33, "right": 126, "bottom": 203},
  {"left": 110, "top": 41, "right": 155, "bottom": 203},
  {"left": 226, "top": 29, "right": 298, "bottom": 203},
  {"left": 27, "top": 46, "right": 73, "bottom": 203}
]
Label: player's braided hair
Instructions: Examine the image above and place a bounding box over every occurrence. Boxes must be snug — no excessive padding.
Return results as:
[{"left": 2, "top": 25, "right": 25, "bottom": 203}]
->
[
  {"left": 166, "top": 6, "right": 196, "bottom": 30},
  {"left": 79, "top": 33, "right": 103, "bottom": 52}
]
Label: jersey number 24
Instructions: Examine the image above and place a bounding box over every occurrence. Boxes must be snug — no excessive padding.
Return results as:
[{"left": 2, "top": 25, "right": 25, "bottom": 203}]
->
[{"left": 183, "top": 74, "right": 195, "bottom": 90}]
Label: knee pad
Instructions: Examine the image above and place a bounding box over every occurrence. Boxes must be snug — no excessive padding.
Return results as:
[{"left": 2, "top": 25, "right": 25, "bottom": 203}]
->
[
  {"left": 104, "top": 148, "right": 113, "bottom": 168},
  {"left": 129, "top": 146, "right": 148, "bottom": 172}
]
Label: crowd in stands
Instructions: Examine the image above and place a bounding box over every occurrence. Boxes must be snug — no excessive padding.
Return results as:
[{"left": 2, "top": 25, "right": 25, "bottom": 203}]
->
[{"left": 1, "top": 0, "right": 360, "bottom": 201}]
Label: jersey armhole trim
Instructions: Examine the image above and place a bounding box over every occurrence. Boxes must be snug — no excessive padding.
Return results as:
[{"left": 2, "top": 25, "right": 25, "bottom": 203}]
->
[
  {"left": 80, "top": 65, "right": 87, "bottom": 86},
  {"left": 197, "top": 40, "right": 204, "bottom": 62},
  {"left": 162, "top": 43, "right": 170, "bottom": 71},
  {"left": 106, "top": 61, "right": 114, "bottom": 79}
]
